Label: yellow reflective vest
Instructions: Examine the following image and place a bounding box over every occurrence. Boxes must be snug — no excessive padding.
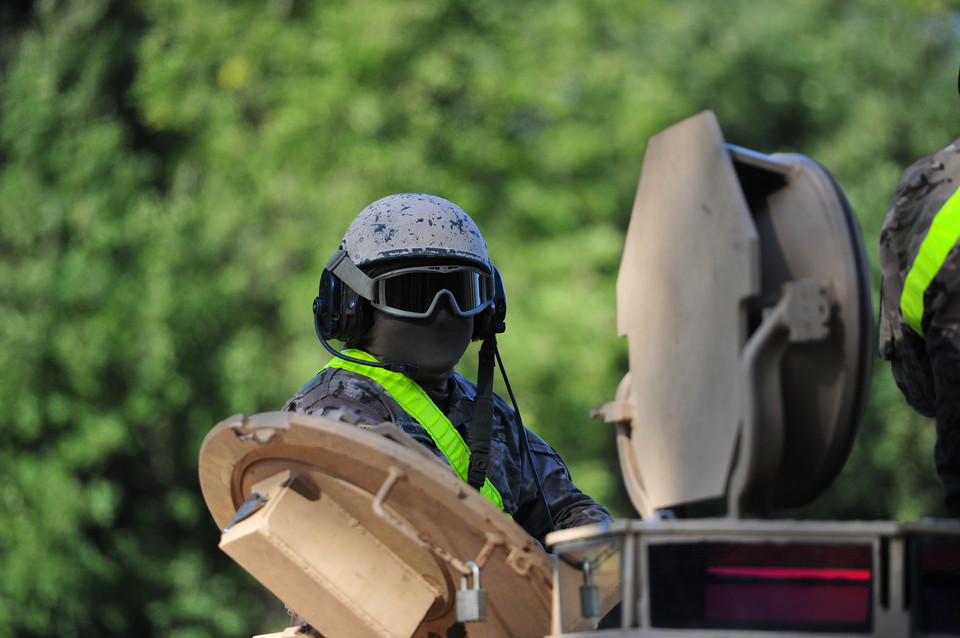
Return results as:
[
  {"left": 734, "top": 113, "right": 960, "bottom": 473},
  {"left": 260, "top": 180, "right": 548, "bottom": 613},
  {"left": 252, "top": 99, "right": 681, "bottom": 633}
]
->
[{"left": 321, "top": 349, "right": 506, "bottom": 511}]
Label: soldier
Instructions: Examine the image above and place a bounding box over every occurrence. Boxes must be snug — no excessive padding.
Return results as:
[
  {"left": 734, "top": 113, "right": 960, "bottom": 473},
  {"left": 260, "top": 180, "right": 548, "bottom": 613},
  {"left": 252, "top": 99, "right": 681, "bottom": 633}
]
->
[
  {"left": 878, "top": 137, "right": 960, "bottom": 518},
  {"left": 284, "top": 193, "right": 612, "bottom": 541}
]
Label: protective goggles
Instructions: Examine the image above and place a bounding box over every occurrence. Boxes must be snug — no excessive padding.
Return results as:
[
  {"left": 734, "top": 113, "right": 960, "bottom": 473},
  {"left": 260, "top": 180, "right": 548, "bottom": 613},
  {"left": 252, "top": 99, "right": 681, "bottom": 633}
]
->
[{"left": 371, "top": 265, "right": 494, "bottom": 319}]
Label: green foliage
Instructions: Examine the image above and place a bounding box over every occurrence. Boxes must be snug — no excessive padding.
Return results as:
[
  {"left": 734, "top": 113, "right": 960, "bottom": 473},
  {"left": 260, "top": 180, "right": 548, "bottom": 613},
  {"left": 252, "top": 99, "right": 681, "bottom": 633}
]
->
[
  {"left": 1, "top": 0, "right": 958, "bottom": 635},
  {"left": 0, "top": 2, "right": 282, "bottom": 636}
]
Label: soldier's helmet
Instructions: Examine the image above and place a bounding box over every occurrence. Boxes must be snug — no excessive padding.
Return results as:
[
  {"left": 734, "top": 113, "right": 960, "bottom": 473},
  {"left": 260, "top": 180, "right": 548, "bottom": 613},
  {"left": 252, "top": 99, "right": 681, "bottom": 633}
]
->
[{"left": 340, "top": 193, "right": 493, "bottom": 274}]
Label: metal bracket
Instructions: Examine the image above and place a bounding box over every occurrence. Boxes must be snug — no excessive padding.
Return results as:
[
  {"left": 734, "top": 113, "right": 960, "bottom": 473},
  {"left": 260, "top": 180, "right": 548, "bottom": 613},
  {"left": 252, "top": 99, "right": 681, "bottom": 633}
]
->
[
  {"left": 773, "top": 277, "right": 831, "bottom": 343},
  {"left": 372, "top": 466, "right": 506, "bottom": 577},
  {"left": 590, "top": 372, "right": 635, "bottom": 424},
  {"left": 729, "top": 278, "right": 831, "bottom": 518}
]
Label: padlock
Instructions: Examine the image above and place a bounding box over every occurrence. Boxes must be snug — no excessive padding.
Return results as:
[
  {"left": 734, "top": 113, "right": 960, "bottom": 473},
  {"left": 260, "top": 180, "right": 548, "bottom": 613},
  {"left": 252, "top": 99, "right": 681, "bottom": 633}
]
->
[
  {"left": 456, "top": 560, "right": 487, "bottom": 623},
  {"left": 579, "top": 558, "right": 601, "bottom": 620}
]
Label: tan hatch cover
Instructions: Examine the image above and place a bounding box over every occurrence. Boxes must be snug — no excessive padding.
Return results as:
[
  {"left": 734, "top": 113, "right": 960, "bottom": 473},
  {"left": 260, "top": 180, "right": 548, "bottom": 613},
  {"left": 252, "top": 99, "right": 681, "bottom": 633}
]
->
[{"left": 199, "top": 411, "right": 618, "bottom": 637}]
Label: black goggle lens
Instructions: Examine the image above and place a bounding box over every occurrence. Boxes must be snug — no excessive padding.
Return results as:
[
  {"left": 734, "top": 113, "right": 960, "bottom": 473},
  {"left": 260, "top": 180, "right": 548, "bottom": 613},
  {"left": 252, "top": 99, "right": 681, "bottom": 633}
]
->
[{"left": 374, "top": 267, "right": 492, "bottom": 317}]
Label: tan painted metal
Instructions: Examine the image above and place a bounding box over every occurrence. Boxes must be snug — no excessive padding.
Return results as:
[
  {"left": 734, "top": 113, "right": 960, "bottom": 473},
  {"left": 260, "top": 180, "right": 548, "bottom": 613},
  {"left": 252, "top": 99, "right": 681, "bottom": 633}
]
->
[
  {"left": 221, "top": 469, "right": 439, "bottom": 638},
  {"left": 596, "top": 110, "right": 871, "bottom": 518},
  {"left": 605, "top": 110, "right": 760, "bottom": 517},
  {"left": 199, "top": 411, "right": 617, "bottom": 637},
  {"left": 546, "top": 519, "right": 960, "bottom": 638}
]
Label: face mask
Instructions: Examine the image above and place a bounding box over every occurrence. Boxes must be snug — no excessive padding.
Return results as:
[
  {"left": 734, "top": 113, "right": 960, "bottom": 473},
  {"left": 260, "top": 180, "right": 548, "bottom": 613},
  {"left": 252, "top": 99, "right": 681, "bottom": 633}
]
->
[{"left": 361, "top": 299, "right": 474, "bottom": 384}]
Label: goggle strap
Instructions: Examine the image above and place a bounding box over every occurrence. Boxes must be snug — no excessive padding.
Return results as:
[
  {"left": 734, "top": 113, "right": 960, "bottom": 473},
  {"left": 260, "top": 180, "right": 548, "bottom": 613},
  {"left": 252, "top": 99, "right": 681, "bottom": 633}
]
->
[{"left": 327, "top": 249, "right": 376, "bottom": 300}]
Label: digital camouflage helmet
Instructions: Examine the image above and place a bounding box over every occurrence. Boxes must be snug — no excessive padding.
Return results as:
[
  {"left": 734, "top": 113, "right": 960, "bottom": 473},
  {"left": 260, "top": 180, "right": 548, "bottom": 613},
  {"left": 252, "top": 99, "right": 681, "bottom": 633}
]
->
[{"left": 314, "top": 193, "right": 504, "bottom": 345}]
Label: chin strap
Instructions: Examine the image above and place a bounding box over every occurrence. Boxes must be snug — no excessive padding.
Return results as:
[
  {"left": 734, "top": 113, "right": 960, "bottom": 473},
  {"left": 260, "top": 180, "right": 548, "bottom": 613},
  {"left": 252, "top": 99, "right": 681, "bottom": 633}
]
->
[{"left": 467, "top": 336, "right": 496, "bottom": 490}]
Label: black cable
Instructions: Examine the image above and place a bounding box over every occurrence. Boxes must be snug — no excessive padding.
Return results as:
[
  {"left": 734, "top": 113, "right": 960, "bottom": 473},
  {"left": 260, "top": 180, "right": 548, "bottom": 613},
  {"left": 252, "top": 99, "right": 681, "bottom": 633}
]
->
[
  {"left": 494, "top": 344, "right": 555, "bottom": 534},
  {"left": 314, "top": 313, "right": 417, "bottom": 374}
]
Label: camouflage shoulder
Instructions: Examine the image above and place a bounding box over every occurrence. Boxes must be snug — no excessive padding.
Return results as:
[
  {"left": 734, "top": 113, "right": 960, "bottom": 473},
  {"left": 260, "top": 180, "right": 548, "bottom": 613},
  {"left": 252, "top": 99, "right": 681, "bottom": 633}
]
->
[
  {"left": 886, "top": 139, "right": 960, "bottom": 233},
  {"left": 282, "top": 367, "right": 399, "bottom": 425}
]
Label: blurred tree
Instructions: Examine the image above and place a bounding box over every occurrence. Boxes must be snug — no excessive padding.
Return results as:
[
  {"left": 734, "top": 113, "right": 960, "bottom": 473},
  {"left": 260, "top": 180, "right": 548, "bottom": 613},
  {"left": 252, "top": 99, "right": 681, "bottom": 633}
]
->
[
  {"left": 0, "top": 1, "right": 282, "bottom": 636},
  {"left": 1, "top": 0, "right": 958, "bottom": 636}
]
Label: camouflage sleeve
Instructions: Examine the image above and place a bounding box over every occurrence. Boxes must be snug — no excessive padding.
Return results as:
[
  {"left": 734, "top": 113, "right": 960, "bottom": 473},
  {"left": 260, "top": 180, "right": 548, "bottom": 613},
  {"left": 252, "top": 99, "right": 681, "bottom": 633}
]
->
[
  {"left": 520, "top": 428, "right": 613, "bottom": 541},
  {"left": 926, "top": 324, "right": 960, "bottom": 518},
  {"left": 887, "top": 326, "right": 937, "bottom": 416},
  {"left": 923, "top": 247, "right": 960, "bottom": 517}
]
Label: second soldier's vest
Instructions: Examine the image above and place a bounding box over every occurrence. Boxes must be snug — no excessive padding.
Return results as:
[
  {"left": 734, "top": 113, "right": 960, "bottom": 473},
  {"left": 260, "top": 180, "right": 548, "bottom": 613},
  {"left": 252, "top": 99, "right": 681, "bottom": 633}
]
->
[{"left": 901, "top": 185, "right": 960, "bottom": 337}]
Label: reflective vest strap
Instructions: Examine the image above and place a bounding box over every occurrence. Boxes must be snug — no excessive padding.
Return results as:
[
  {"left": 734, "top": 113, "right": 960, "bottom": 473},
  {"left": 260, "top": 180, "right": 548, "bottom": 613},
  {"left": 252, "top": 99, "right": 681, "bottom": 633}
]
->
[
  {"left": 321, "top": 349, "right": 506, "bottom": 511},
  {"left": 901, "top": 187, "right": 960, "bottom": 337}
]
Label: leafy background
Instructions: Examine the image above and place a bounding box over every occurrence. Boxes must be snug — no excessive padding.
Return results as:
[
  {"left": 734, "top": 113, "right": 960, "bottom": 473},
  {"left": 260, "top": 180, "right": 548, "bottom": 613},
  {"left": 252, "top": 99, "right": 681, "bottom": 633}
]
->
[{"left": 1, "top": 1, "right": 958, "bottom": 636}]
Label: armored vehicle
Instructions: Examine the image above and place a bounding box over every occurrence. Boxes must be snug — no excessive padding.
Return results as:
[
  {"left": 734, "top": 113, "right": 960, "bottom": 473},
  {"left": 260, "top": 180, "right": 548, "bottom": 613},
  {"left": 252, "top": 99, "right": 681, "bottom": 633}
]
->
[{"left": 198, "top": 111, "right": 960, "bottom": 638}]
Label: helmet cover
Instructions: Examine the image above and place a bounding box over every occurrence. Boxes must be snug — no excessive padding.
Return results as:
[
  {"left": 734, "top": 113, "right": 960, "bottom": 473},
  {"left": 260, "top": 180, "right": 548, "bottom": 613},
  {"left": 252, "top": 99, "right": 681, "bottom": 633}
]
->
[{"left": 340, "top": 193, "right": 492, "bottom": 272}]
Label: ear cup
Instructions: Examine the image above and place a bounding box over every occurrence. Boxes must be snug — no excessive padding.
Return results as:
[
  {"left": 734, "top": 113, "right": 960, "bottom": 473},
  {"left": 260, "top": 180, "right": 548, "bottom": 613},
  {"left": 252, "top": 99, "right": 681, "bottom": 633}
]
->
[
  {"left": 473, "top": 267, "right": 507, "bottom": 340},
  {"left": 314, "top": 268, "right": 372, "bottom": 343},
  {"left": 314, "top": 268, "right": 341, "bottom": 340}
]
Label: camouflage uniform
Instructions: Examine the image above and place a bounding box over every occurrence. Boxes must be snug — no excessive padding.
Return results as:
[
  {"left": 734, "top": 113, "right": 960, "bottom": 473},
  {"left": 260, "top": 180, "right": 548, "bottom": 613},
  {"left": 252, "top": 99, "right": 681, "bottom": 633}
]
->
[
  {"left": 283, "top": 365, "right": 613, "bottom": 544},
  {"left": 879, "top": 137, "right": 960, "bottom": 517}
]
